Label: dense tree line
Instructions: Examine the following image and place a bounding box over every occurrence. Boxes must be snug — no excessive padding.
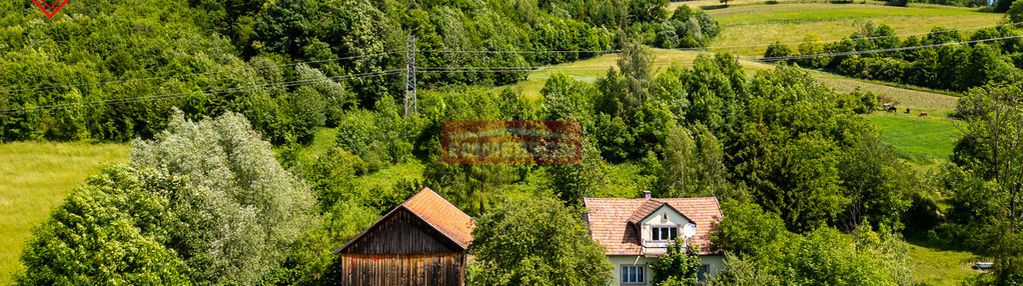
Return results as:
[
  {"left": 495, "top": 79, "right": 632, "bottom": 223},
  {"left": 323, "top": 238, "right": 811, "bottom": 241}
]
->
[
  {"left": 2, "top": 0, "right": 694, "bottom": 144},
  {"left": 766, "top": 22, "right": 1023, "bottom": 92}
]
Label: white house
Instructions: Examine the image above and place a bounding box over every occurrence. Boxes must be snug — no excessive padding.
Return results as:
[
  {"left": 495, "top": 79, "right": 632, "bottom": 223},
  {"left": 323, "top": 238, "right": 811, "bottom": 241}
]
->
[{"left": 584, "top": 192, "right": 724, "bottom": 286}]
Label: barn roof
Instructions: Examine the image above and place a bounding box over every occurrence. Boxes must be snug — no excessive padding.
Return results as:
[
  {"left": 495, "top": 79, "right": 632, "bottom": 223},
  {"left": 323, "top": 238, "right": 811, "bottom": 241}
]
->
[
  {"left": 583, "top": 197, "right": 721, "bottom": 256},
  {"left": 401, "top": 187, "right": 474, "bottom": 249},
  {"left": 335, "top": 187, "right": 474, "bottom": 254}
]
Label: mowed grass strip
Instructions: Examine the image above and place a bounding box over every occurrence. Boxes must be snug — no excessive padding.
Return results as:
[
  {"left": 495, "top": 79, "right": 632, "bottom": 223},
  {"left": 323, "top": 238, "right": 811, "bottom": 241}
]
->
[
  {"left": 706, "top": 4, "right": 1002, "bottom": 55},
  {"left": 0, "top": 141, "right": 129, "bottom": 284}
]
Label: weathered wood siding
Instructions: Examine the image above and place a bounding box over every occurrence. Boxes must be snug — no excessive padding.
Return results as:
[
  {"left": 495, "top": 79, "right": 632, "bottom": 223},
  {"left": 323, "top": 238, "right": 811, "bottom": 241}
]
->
[
  {"left": 342, "top": 208, "right": 461, "bottom": 254},
  {"left": 338, "top": 207, "right": 467, "bottom": 286},
  {"left": 340, "top": 253, "right": 465, "bottom": 286}
]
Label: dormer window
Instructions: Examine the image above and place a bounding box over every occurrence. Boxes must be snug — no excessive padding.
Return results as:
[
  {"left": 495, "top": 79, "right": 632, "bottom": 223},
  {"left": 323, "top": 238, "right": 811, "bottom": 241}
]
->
[{"left": 651, "top": 226, "right": 678, "bottom": 241}]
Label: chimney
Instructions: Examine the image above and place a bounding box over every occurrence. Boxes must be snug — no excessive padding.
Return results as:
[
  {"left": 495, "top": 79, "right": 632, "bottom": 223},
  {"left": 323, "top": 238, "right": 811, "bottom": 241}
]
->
[{"left": 642, "top": 190, "right": 651, "bottom": 199}]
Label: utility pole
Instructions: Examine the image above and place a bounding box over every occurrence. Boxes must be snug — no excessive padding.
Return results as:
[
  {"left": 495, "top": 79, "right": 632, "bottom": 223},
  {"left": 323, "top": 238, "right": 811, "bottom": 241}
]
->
[{"left": 405, "top": 35, "right": 417, "bottom": 117}]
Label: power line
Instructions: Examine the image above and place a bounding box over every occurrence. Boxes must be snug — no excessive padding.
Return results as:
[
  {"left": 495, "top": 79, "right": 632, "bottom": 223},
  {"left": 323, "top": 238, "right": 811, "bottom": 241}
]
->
[
  {"left": 417, "top": 48, "right": 621, "bottom": 53},
  {"left": 0, "top": 51, "right": 400, "bottom": 95},
  {"left": 758, "top": 34, "right": 1023, "bottom": 62},
  {"left": 0, "top": 70, "right": 401, "bottom": 114}
]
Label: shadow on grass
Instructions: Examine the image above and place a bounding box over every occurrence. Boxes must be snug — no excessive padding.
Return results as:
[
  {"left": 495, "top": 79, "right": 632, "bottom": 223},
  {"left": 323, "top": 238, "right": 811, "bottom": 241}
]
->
[{"left": 904, "top": 233, "right": 977, "bottom": 254}]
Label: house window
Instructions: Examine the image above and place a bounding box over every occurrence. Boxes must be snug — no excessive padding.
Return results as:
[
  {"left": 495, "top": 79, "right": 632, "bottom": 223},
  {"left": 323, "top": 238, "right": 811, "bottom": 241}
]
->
[
  {"left": 697, "top": 264, "right": 710, "bottom": 281},
  {"left": 621, "top": 265, "right": 645, "bottom": 284},
  {"left": 651, "top": 226, "right": 678, "bottom": 241}
]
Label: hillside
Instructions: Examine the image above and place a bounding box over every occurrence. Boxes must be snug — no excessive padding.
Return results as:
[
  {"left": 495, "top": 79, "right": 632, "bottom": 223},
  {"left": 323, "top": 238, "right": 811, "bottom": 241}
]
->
[{"left": 3, "top": 0, "right": 1018, "bottom": 284}]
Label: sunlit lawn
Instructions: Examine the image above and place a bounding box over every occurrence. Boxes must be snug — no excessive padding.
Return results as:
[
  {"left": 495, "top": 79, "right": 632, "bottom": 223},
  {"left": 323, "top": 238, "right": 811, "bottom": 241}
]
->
[
  {"left": 0, "top": 141, "right": 129, "bottom": 284},
  {"left": 706, "top": 3, "right": 1002, "bottom": 55},
  {"left": 867, "top": 112, "right": 962, "bottom": 168},
  {"left": 906, "top": 239, "right": 985, "bottom": 286}
]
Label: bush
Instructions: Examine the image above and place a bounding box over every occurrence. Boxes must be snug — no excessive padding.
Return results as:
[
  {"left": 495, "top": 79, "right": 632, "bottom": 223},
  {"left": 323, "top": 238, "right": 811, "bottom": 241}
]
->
[
  {"left": 888, "top": 0, "right": 909, "bottom": 6},
  {"left": 653, "top": 6, "right": 720, "bottom": 48},
  {"left": 467, "top": 197, "right": 612, "bottom": 285},
  {"left": 764, "top": 42, "right": 793, "bottom": 63}
]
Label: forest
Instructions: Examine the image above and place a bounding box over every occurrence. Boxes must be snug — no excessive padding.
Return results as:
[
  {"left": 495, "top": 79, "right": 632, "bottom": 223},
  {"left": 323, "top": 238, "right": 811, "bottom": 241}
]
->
[{"left": 3, "top": 0, "right": 1023, "bottom": 285}]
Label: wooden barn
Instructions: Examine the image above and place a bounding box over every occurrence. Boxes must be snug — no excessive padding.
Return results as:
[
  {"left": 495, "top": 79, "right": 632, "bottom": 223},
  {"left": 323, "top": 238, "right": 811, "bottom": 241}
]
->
[{"left": 334, "top": 187, "right": 473, "bottom": 286}]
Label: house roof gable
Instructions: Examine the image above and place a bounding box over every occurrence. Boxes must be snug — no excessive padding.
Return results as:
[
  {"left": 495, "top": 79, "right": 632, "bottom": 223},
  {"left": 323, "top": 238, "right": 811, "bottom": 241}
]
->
[
  {"left": 584, "top": 197, "right": 722, "bottom": 256},
  {"left": 626, "top": 200, "right": 695, "bottom": 227}
]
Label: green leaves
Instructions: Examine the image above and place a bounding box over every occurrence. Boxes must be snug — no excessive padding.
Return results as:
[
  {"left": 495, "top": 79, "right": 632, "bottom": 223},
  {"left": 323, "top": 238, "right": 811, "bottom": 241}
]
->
[
  {"left": 18, "top": 167, "right": 190, "bottom": 286},
  {"left": 710, "top": 201, "right": 912, "bottom": 286},
  {"left": 650, "top": 240, "right": 702, "bottom": 286},
  {"left": 467, "top": 197, "right": 612, "bottom": 286},
  {"left": 19, "top": 111, "right": 318, "bottom": 285}
]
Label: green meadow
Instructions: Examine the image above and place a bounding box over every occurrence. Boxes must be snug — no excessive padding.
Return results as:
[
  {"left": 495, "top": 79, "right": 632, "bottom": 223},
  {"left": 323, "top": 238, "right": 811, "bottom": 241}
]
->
[
  {"left": 707, "top": 4, "right": 1003, "bottom": 55},
  {"left": 0, "top": 142, "right": 129, "bottom": 284}
]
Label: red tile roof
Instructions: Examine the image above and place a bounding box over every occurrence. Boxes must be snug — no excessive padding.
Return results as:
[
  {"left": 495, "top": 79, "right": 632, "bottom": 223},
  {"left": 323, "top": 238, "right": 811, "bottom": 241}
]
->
[
  {"left": 402, "top": 187, "right": 475, "bottom": 249},
  {"left": 584, "top": 197, "right": 722, "bottom": 256}
]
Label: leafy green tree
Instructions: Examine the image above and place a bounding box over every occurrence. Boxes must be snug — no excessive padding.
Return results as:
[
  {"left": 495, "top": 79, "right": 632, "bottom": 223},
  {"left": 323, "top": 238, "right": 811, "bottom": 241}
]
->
[
  {"left": 467, "top": 197, "right": 612, "bottom": 285},
  {"left": 251, "top": 0, "right": 315, "bottom": 57},
  {"left": 130, "top": 110, "right": 317, "bottom": 285},
  {"left": 764, "top": 41, "right": 792, "bottom": 63},
  {"left": 711, "top": 201, "right": 794, "bottom": 258},
  {"left": 657, "top": 123, "right": 731, "bottom": 198},
  {"left": 711, "top": 202, "right": 912, "bottom": 285},
  {"left": 628, "top": 0, "right": 669, "bottom": 23},
  {"left": 654, "top": 6, "right": 719, "bottom": 49},
  {"left": 706, "top": 254, "right": 780, "bottom": 286},
  {"left": 1009, "top": 1, "right": 1023, "bottom": 23},
  {"left": 547, "top": 141, "right": 609, "bottom": 206},
  {"left": 838, "top": 133, "right": 913, "bottom": 232},
  {"left": 650, "top": 240, "right": 701, "bottom": 286},
  {"left": 797, "top": 34, "right": 830, "bottom": 68},
  {"left": 18, "top": 167, "right": 190, "bottom": 285},
  {"left": 307, "top": 146, "right": 368, "bottom": 210},
  {"left": 946, "top": 83, "right": 1023, "bottom": 285}
]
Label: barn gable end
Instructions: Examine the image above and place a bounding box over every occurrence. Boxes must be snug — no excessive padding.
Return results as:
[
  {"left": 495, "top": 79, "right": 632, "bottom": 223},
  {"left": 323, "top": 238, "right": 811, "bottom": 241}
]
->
[
  {"left": 334, "top": 188, "right": 474, "bottom": 286},
  {"left": 338, "top": 207, "right": 464, "bottom": 255}
]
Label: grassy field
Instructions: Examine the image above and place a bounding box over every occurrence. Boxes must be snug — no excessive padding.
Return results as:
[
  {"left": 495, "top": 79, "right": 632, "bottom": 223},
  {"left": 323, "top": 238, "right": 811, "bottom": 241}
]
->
[
  {"left": 704, "top": 3, "right": 1002, "bottom": 55},
  {"left": 867, "top": 112, "right": 962, "bottom": 166},
  {"left": 811, "top": 71, "right": 959, "bottom": 112},
  {"left": 907, "top": 239, "right": 984, "bottom": 286},
  {"left": 0, "top": 142, "right": 129, "bottom": 284},
  {"left": 505, "top": 48, "right": 774, "bottom": 98}
]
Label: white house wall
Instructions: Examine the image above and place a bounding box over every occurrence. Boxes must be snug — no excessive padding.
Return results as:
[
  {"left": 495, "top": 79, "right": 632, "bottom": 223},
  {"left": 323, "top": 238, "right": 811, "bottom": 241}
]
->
[
  {"left": 607, "top": 255, "right": 724, "bottom": 286},
  {"left": 638, "top": 205, "right": 695, "bottom": 243}
]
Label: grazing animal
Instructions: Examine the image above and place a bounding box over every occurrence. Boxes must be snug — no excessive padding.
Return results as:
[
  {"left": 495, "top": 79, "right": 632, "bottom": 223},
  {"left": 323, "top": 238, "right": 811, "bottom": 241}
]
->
[
  {"left": 905, "top": 108, "right": 911, "bottom": 114},
  {"left": 887, "top": 106, "right": 897, "bottom": 112},
  {"left": 920, "top": 112, "right": 928, "bottom": 117}
]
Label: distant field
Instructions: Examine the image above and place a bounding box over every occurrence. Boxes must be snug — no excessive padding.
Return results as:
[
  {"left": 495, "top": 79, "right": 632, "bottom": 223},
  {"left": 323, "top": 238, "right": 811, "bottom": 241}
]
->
[
  {"left": 0, "top": 142, "right": 129, "bottom": 284},
  {"left": 867, "top": 113, "right": 962, "bottom": 165},
  {"left": 705, "top": 3, "right": 1003, "bottom": 55},
  {"left": 507, "top": 48, "right": 773, "bottom": 98},
  {"left": 811, "top": 71, "right": 959, "bottom": 112},
  {"left": 507, "top": 49, "right": 958, "bottom": 111}
]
